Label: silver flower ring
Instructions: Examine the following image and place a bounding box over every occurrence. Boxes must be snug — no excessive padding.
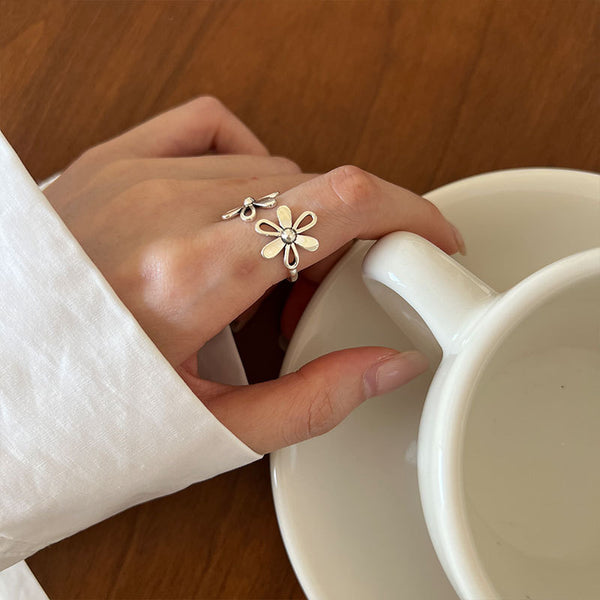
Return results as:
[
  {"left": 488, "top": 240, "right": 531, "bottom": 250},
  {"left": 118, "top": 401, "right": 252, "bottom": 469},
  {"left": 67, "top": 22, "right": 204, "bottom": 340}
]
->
[
  {"left": 255, "top": 205, "right": 319, "bottom": 282},
  {"left": 221, "top": 192, "right": 279, "bottom": 222}
]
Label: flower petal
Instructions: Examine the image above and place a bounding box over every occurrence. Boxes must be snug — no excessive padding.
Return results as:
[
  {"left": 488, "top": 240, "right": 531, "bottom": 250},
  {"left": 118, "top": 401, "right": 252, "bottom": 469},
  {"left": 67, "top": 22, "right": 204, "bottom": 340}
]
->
[
  {"left": 221, "top": 206, "right": 242, "bottom": 220},
  {"left": 240, "top": 204, "right": 257, "bottom": 222},
  {"left": 294, "top": 211, "right": 317, "bottom": 233},
  {"left": 284, "top": 243, "right": 300, "bottom": 269},
  {"left": 255, "top": 218, "right": 282, "bottom": 236},
  {"left": 277, "top": 205, "right": 293, "bottom": 229},
  {"left": 261, "top": 237, "right": 285, "bottom": 259},
  {"left": 295, "top": 235, "right": 319, "bottom": 252},
  {"left": 255, "top": 191, "right": 279, "bottom": 208}
]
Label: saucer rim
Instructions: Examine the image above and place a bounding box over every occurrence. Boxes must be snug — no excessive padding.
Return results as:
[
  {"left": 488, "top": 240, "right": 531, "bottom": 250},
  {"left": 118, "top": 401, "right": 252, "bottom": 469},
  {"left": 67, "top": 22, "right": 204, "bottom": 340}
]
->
[{"left": 270, "top": 167, "right": 600, "bottom": 600}]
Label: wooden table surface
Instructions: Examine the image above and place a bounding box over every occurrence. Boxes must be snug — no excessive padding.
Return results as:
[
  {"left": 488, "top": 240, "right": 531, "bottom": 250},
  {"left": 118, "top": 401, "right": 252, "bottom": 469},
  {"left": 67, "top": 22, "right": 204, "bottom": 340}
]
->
[{"left": 1, "top": 1, "right": 598, "bottom": 598}]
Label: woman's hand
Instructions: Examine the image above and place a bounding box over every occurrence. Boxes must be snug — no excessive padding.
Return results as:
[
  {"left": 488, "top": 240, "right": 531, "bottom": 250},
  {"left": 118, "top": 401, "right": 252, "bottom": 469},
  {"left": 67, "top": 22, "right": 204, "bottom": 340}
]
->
[{"left": 44, "top": 96, "right": 464, "bottom": 454}]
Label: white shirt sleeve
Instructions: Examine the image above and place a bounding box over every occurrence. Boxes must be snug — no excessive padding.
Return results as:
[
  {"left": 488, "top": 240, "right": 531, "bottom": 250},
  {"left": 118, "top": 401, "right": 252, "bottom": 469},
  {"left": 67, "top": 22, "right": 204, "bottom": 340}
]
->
[{"left": 0, "top": 131, "right": 262, "bottom": 571}]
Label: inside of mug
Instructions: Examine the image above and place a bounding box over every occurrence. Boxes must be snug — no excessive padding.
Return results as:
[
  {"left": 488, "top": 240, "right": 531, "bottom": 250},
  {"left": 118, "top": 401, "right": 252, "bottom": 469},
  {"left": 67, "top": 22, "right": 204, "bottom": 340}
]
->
[{"left": 462, "top": 273, "right": 600, "bottom": 599}]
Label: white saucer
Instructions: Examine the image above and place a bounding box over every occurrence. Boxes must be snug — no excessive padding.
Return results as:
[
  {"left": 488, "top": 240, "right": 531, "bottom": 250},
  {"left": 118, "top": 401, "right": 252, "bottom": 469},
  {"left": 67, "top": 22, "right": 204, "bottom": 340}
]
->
[{"left": 271, "top": 169, "right": 600, "bottom": 600}]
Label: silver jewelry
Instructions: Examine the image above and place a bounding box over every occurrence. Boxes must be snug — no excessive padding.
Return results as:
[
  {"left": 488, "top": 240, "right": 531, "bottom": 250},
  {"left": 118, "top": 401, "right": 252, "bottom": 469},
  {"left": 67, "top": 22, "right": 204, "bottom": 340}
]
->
[
  {"left": 221, "top": 192, "right": 279, "bottom": 222},
  {"left": 255, "top": 205, "right": 319, "bottom": 282}
]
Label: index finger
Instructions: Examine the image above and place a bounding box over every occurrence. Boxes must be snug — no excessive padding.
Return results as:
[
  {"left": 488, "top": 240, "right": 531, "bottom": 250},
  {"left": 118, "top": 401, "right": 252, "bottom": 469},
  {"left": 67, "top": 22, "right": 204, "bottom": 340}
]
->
[
  {"left": 161, "top": 167, "right": 463, "bottom": 364},
  {"left": 218, "top": 165, "right": 463, "bottom": 287}
]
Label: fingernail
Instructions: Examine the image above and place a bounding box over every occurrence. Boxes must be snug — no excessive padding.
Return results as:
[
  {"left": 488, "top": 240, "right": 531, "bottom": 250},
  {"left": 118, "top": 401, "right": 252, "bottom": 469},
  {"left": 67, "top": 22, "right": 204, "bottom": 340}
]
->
[
  {"left": 363, "top": 351, "right": 429, "bottom": 398},
  {"left": 449, "top": 222, "right": 467, "bottom": 256}
]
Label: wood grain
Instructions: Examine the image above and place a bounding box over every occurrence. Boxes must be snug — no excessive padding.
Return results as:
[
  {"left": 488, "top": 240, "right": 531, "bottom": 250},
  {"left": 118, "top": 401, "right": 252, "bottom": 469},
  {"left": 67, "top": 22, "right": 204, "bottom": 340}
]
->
[{"left": 1, "top": 0, "right": 598, "bottom": 597}]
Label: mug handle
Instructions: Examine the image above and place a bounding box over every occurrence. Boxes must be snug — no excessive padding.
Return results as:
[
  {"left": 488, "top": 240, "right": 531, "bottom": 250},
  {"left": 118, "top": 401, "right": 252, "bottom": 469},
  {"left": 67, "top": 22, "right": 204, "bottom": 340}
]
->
[{"left": 362, "top": 232, "right": 498, "bottom": 361}]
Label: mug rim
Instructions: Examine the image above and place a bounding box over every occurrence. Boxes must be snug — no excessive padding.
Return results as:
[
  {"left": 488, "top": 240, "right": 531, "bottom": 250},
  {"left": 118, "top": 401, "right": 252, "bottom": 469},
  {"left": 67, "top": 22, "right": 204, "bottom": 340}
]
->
[
  {"left": 424, "top": 167, "right": 600, "bottom": 205},
  {"left": 418, "top": 247, "right": 600, "bottom": 599}
]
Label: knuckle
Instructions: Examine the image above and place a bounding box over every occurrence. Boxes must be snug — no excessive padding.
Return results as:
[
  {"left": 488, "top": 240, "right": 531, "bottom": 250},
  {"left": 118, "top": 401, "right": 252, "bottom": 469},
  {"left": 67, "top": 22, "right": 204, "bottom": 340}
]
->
[
  {"left": 139, "top": 242, "right": 173, "bottom": 284},
  {"left": 197, "top": 95, "right": 224, "bottom": 113},
  {"left": 327, "top": 165, "right": 376, "bottom": 214},
  {"left": 128, "top": 240, "right": 183, "bottom": 312},
  {"left": 77, "top": 145, "right": 104, "bottom": 165}
]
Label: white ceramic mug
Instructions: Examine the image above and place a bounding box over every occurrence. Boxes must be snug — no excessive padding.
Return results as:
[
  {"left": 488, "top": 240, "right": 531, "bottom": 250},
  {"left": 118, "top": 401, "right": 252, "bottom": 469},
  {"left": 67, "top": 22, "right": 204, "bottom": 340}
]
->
[{"left": 362, "top": 232, "right": 600, "bottom": 599}]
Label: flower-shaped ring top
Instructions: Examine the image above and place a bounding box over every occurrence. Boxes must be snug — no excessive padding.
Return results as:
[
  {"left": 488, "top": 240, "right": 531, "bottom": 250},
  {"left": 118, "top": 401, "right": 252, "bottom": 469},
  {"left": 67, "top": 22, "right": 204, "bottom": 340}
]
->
[
  {"left": 255, "top": 205, "right": 319, "bottom": 280},
  {"left": 221, "top": 192, "right": 279, "bottom": 222}
]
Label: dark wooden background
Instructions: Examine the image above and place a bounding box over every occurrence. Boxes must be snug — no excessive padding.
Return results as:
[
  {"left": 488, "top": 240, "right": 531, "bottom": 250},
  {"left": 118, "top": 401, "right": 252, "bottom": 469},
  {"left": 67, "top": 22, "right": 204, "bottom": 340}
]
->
[{"left": 1, "top": 1, "right": 598, "bottom": 598}]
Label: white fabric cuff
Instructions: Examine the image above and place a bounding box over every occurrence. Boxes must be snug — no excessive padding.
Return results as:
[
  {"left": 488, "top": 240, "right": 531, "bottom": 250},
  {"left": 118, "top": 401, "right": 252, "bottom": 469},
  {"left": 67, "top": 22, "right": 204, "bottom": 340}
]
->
[{"left": 0, "top": 132, "right": 261, "bottom": 570}]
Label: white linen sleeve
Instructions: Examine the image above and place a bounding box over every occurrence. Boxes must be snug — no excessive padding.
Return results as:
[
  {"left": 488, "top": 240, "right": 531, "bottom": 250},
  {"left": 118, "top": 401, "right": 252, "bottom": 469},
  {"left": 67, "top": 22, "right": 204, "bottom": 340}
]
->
[{"left": 0, "top": 132, "right": 262, "bottom": 570}]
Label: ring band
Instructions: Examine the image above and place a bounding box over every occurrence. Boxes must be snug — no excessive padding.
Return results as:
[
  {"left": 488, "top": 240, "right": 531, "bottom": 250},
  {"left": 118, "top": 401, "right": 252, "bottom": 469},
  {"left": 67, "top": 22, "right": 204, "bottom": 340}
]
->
[
  {"left": 221, "top": 192, "right": 279, "bottom": 222},
  {"left": 255, "top": 205, "right": 319, "bottom": 282}
]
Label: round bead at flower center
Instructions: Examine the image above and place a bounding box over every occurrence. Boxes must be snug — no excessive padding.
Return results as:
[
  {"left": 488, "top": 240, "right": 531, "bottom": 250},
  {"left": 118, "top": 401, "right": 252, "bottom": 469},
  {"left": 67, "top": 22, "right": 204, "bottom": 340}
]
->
[{"left": 281, "top": 228, "right": 297, "bottom": 244}]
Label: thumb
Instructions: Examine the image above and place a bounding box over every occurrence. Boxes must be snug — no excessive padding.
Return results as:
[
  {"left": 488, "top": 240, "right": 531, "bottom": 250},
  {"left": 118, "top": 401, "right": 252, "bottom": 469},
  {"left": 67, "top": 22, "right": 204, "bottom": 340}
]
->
[{"left": 193, "top": 347, "right": 428, "bottom": 455}]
